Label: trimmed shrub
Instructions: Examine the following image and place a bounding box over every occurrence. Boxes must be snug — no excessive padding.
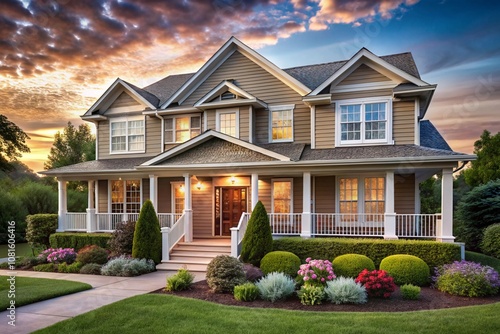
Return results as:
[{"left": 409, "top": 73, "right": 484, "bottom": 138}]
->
[
  {"left": 355, "top": 269, "right": 396, "bottom": 298},
  {"left": 26, "top": 214, "right": 58, "bottom": 250},
  {"left": 76, "top": 245, "right": 109, "bottom": 265},
  {"left": 234, "top": 282, "right": 259, "bottom": 302},
  {"left": 324, "top": 277, "right": 367, "bottom": 305},
  {"left": 80, "top": 263, "right": 102, "bottom": 275},
  {"left": 297, "top": 285, "right": 325, "bottom": 306},
  {"left": 465, "top": 251, "right": 500, "bottom": 272},
  {"left": 379, "top": 254, "right": 430, "bottom": 286},
  {"left": 240, "top": 201, "right": 273, "bottom": 266},
  {"left": 206, "top": 255, "right": 245, "bottom": 293},
  {"left": 132, "top": 200, "right": 162, "bottom": 264},
  {"left": 256, "top": 272, "right": 296, "bottom": 302},
  {"left": 166, "top": 268, "right": 195, "bottom": 292},
  {"left": 433, "top": 260, "right": 500, "bottom": 297},
  {"left": 273, "top": 237, "right": 460, "bottom": 268},
  {"left": 33, "top": 263, "right": 58, "bottom": 272},
  {"left": 332, "top": 254, "right": 375, "bottom": 279},
  {"left": 260, "top": 251, "right": 301, "bottom": 278},
  {"left": 243, "top": 263, "right": 263, "bottom": 282},
  {"left": 297, "top": 258, "right": 335, "bottom": 287},
  {"left": 400, "top": 284, "right": 421, "bottom": 300},
  {"left": 49, "top": 232, "right": 112, "bottom": 251},
  {"left": 58, "top": 261, "right": 83, "bottom": 273},
  {"left": 17, "top": 256, "right": 41, "bottom": 269},
  {"left": 101, "top": 256, "right": 155, "bottom": 277},
  {"left": 108, "top": 221, "right": 136, "bottom": 256},
  {"left": 481, "top": 224, "right": 500, "bottom": 259}
]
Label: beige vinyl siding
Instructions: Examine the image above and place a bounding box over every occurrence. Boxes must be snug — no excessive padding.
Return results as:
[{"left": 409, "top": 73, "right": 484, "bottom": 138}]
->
[
  {"left": 331, "top": 88, "right": 393, "bottom": 100},
  {"left": 258, "top": 178, "right": 272, "bottom": 210},
  {"left": 395, "top": 174, "right": 415, "bottom": 214},
  {"left": 142, "top": 179, "right": 150, "bottom": 202},
  {"left": 314, "top": 176, "right": 335, "bottom": 213},
  {"left": 206, "top": 109, "right": 216, "bottom": 130},
  {"left": 292, "top": 177, "right": 303, "bottom": 213},
  {"left": 182, "top": 51, "right": 310, "bottom": 144},
  {"left": 98, "top": 180, "right": 108, "bottom": 213},
  {"left": 157, "top": 177, "right": 174, "bottom": 213},
  {"left": 109, "top": 92, "right": 140, "bottom": 109},
  {"left": 239, "top": 106, "right": 249, "bottom": 141},
  {"left": 315, "top": 104, "right": 335, "bottom": 149},
  {"left": 98, "top": 116, "right": 161, "bottom": 159},
  {"left": 193, "top": 180, "right": 213, "bottom": 238},
  {"left": 254, "top": 109, "right": 269, "bottom": 144},
  {"left": 338, "top": 64, "right": 391, "bottom": 86},
  {"left": 393, "top": 100, "right": 415, "bottom": 145}
]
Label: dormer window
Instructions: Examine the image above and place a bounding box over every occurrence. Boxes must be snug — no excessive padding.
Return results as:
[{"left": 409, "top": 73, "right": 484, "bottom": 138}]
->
[
  {"left": 221, "top": 92, "right": 236, "bottom": 100},
  {"left": 110, "top": 116, "right": 145, "bottom": 153},
  {"left": 335, "top": 97, "right": 392, "bottom": 146}
]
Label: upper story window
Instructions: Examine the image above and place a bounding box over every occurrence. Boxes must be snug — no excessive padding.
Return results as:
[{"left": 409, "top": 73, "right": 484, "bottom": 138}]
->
[
  {"left": 165, "top": 115, "right": 201, "bottom": 143},
  {"left": 110, "top": 117, "right": 145, "bottom": 153},
  {"left": 270, "top": 104, "right": 294, "bottom": 142},
  {"left": 216, "top": 108, "right": 239, "bottom": 138},
  {"left": 335, "top": 97, "right": 392, "bottom": 146}
]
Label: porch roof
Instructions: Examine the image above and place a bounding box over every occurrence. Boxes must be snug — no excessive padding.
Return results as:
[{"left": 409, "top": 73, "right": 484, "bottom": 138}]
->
[{"left": 41, "top": 157, "right": 150, "bottom": 175}]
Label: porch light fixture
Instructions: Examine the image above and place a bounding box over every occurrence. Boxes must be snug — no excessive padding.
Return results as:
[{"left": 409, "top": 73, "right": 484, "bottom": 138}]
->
[
  {"left": 179, "top": 184, "right": 184, "bottom": 192},
  {"left": 231, "top": 176, "right": 236, "bottom": 184},
  {"left": 196, "top": 181, "right": 202, "bottom": 190}
]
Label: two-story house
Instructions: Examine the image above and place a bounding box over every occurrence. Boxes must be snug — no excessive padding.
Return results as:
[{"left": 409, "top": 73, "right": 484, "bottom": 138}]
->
[{"left": 42, "top": 37, "right": 474, "bottom": 268}]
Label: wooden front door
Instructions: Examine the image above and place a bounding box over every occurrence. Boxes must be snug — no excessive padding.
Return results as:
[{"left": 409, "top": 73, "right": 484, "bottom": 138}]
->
[{"left": 215, "top": 187, "right": 247, "bottom": 236}]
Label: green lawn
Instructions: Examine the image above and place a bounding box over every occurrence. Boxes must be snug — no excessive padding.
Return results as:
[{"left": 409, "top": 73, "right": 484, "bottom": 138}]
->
[
  {"left": 0, "top": 242, "right": 35, "bottom": 258},
  {"left": 36, "top": 294, "right": 500, "bottom": 334},
  {"left": 0, "top": 276, "right": 91, "bottom": 309}
]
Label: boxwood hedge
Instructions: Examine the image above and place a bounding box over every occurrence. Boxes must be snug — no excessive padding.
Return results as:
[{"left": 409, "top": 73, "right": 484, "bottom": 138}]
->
[
  {"left": 273, "top": 237, "right": 460, "bottom": 268},
  {"left": 49, "top": 232, "right": 112, "bottom": 251}
]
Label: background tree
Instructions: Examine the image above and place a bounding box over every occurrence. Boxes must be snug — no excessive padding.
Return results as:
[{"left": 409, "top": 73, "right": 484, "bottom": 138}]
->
[
  {"left": 0, "top": 114, "right": 30, "bottom": 172},
  {"left": 419, "top": 176, "right": 441, "bottom": 214},
  {"left": 463, "top": 130, "right": 500, "bottom": 187},
  {"left": 44, "top": 122, "right": 95, "bottom": 170}
]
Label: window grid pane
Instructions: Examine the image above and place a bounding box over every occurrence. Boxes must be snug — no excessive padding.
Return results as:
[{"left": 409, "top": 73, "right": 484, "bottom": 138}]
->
[
  {"left": 340, "top": 105, "right": 361, "bottom": 141},
  {"left": 219, "top": 113, "right": 236, "bottom": 137},
  {"left": 167, "top": 116, "right": 201, "bottom": 143},
  {"left": 340, "top": 102, "right": 388, "bottom": 143},
  {"left": 126, "top": 180, "right": 141, "bottom": 213},
  {"left": 272, "top": 109, "right": 293, "bottom": 141},
  {"left": 273, "top": 181, "right": 291, "bottom": 213},
  {"left": 364, "top": 177, "right": 385, "bottom": 221},
  {"left": 339, "top": 178, "right": 358, "bottom": 219}
]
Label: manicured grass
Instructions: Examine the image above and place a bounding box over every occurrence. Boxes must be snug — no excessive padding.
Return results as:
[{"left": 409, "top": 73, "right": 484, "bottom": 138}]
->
[
  {"left": 0, "top": 242, "right": 35, "bottom": 258},
  {"left": 0, "top": 276, "right": 91, "bottom": 309},
  {"left": 465, "top": 251, "right": 500, "bottom": 272},
  {"left": 36, "top": 294, "right": 500, "bottom": 334}
]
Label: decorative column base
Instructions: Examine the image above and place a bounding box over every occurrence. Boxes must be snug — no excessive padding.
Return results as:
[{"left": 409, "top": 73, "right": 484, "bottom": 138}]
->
[
  {"left": 383, "top": 213, "right": 398, "bottom": 240},
  {"left": 86, "top": 208, "right": 97, "bottom": 233},
  {"left": 161, "top": 227, "right": 171, "bottom": 262}
]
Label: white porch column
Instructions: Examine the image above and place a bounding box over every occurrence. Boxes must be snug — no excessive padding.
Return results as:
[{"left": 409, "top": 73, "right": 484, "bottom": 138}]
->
[
  {"left": 438, "top": 168, "right": 455, "bottom": 242},
  {"left": 301, "top": 172, "right": 312, "bottom": 238},
  {"left": 86, "top": 180, "right": 96, "bottom": 233},
  {"left": 384, "top": 171, "right": 398, "bottom": 240},
  {"left": 149, "top": 174, "right": 158, "bottom": 212},
  {"left": 183, "top": 173, "right": 193, "bottom": 242},
  {"left": 251, "top": 173, "right": 259, "bottom": 210},
  {"left": 57, "top": 179, "right": 67, "bottom": 232}
]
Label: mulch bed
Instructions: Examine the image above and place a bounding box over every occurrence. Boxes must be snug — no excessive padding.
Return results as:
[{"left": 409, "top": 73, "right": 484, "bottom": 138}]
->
[{"left": 153, "top": 280, "right": 500, "bottom": 312}]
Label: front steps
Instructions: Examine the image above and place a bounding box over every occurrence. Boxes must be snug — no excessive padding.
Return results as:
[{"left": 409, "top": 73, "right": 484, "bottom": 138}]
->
[{"left": 156, "top": 239, "right": 231, "bottom": 272}]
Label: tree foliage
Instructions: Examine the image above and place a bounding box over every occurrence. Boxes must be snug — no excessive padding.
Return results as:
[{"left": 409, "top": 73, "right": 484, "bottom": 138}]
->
[
  {"left": 420, "top": 176, "right": 441, "bottom": 214},
  {"left": 0, "top": 115, "right": 30, "bottom": 172},
  {"left": 464, "top": 130, "right": 500, "bottom": 187},
  {"left": 240, "top": 201, "right": 273, "bottom": 266},
  {"left": 132, "top": 200, "right": 162, "bottom": 264},
  {"left": 44, "top": 122, "right": 95, "bottom": 170},
  {"left": 455, "top": 180, "right": 500, "bottom": 251}
]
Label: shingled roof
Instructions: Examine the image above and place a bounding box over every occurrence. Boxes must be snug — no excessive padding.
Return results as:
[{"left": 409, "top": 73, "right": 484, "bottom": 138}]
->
[
  {"left": 420, "top": 120, "right": 452, "bottom": 151},
  {"left": 143, "top": 73, "right": 194, "bottom": 106}
]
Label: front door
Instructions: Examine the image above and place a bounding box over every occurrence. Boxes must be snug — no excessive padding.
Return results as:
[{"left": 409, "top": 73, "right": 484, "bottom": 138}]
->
[{"left": 215, "top": 187, "right": 247, "bottom": 236}]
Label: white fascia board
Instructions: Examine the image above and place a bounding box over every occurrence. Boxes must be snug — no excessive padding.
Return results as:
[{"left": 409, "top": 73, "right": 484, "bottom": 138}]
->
[
  {"left": 119, "top": 80, "right": 157, "bottom": 110},
  {"left": 196, "top": 99, "right": 267, "bottom": 110},
  {"left": 311, "top": 49, "right": 429, "bottom": 96},
  {"left": 195, "top": 80, "right": 255, "bottom": 106},
  {"left": 141, "top": 130, "right": 291, "bottom": 166},
  {"left": 332, "top": 81, "right": 397, "bottom": 93},
  {"left": 303, "top": 94, "right": 332, "bottom": 106},
  {"left": 155, "top": 107, "right": 200, "bottom": 116},
  {"left": 393, "top": 84, "right": 437, "bottom": 95}
]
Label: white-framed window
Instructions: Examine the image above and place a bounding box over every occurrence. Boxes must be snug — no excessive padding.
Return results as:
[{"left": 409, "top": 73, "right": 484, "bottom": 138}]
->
[
  {"left": 216, "top": 108, "right": 239, "bottom": 138},
  {"left": 164, "top": 114, "right": 201, "bottom": 144},
  {"left": 337, "top": 176, "right": 385, "bottom": 223},
  {"left": 269, "top": 104, "right": 294, "bottom": 142},
  {"left": 272, "top": 179, "right": 293, "bottom": 214},
  {"left": 110, "top": 179, "right": 142, "bottom": 213},
  {"left": 110, "top": 116, "right": 145, "bottom": 153},
  {"left": 171, "top": 182, "right": 185, "bottom": 214},
  {"left": 335, "top": 97, "right": 392, "bottom": 146}
]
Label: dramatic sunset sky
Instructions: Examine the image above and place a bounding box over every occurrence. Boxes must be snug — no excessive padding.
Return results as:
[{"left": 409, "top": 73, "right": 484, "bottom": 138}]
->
[{"left": 1, "top": 0, "right": 499, "bottom": 172}]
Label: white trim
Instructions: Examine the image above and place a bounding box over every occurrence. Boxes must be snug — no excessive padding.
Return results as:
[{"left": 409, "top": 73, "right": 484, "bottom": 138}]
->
[
  {"left": 216, "top": 108, "right": 240, "bottom": 138},
  {"left": 334, "top": 96, "right": 393, "bottom": 147},
  {"left": 203, "top": 112, "right": 208, "bottom": 132},
  {"left": 164, "top": 113, "right": 202, "bottom": 144},
  {"left": 195, "top": 80, "right": 254, "bottom": 106},
  {"left": 414, "top": 99, "right": 420, "bottom": 145},
  {"left": 303, "top": 94, "right": 331, "bottom": 106},
  {"left": 95, "top": 180, "right": 99, "bottom": 213},
  {"left": 269, "top": 104, "right": 295, "bottom": 143},
  {"left": 271, "top": 178, "right": 294, "bottom": 214},
  {"left": 249, "top": 105, "right": 253, "bottom": 143},
  {"left": 107, "top": 181, "right": 112, "bottom": 213},
  {"left": 310, "top": 106, "right": 316, "bottom": 149},
  {"left": 415, "top": 177, "right": 421, "bottom": 215},
  {"left": 109, "top": 115, "right": 146, "bottom": 154},
  {"left": 332, "top": 81, "right": 396, "bottom": 93},
  {"left": 170, "top": 181, "right": 185, "bottom": 215},
  {"left": 95, "top": 123, "right": 99, "bottom": 160},
  {"left": 311, "top": 48, "right": 429, "bottom": 96}
]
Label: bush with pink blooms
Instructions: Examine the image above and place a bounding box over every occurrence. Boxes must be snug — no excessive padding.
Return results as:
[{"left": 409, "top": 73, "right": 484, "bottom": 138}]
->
[
  {"left": 297, "top": 258, "right": 336, "bottom": 287},
  {"left": 38, "top": 248, "right": 77, "bottom": 264},
  {"left": 355, "top": 269, "right": 396, "bottom": 298}
]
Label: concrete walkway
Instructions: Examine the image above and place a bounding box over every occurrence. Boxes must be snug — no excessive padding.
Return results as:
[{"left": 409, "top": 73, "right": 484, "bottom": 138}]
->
[{"left": 0, "top": 269, "right": 206, "bottom": 334}]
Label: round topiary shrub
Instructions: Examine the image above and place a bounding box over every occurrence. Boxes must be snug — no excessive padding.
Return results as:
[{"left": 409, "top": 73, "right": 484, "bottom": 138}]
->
[
  {"left": 481, "top": 224, "right": 500, "bottom": 259},
  {"left": 260, "top": 251, "right": 301, "bottom": 278},
  {"left": 332, "top": 254, "right": 375, "bottom": 278},
  {"left": 379, "top": 254, "right": 430, "bottom": 286},
  {"left": 206, "top": 255, "right": 246, "bottom": 293},
  {"left": 76, "top": 245, "right": 109, "bottom": 265}
]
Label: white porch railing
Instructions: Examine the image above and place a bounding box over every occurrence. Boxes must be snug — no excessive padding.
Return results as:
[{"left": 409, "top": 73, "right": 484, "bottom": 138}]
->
[
  {"left": 396, "top": 214, "right": 440, "bottom": 238},
  {"left": 312, "top": 213, "right": 385, "bottom": 237},
  {"left": 269, "top": 213, "right": 302, "bottom": 235},
  {"left": 230, "top": 213, "right": 250, "bottom": 258},
  {"left": 161, "top": 213, "right": 186, "bottom": 262},
  {"left": 158, "top": 213, "right": 182, "bottom": 228},
  {"left": 65, "top": 213, "right": 87, "bottom": 231},
  {"left": 95, "top": 213, "right": 127, "bottom": 232}
]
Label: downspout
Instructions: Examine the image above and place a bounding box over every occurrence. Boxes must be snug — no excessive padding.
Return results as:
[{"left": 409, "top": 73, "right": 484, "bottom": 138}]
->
[
  {"left": 154, "top": 109, "right": 164, "bottom": 153},
  {"left": 453, "top": 161, "right": 469, "bottom": 174}
]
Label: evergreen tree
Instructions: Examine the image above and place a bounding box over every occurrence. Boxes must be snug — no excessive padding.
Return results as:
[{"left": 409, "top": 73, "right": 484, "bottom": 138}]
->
[
  {"left": 132, "top": 200, "right": 162, "bottom": 264},
  {"left": 240, "top": 201, "right": 273, "bottom": 266}
]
